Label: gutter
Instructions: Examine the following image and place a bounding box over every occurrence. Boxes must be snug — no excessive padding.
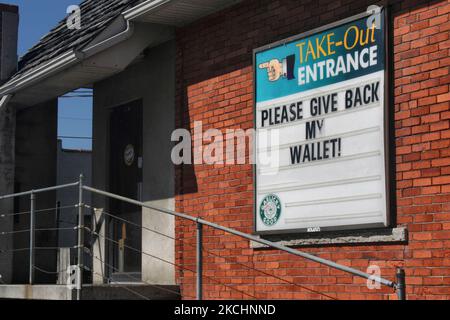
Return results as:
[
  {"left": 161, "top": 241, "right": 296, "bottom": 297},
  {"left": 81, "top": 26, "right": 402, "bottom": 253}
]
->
[
  {"left": 80, "top": 17, "right": 134, "bottom": 59},
  {"left": 123, "top": 0, "right": 172, "bottom": 21},
  {"left": 0, "top": 16, "right": 135, "bottom": 98},
  {"left": 0, "top": 50, "right": 81, "bottom": 96}
]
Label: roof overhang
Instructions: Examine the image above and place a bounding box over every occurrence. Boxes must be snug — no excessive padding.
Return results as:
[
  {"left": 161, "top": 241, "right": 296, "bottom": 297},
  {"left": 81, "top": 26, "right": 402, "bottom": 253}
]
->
[
  {"left": 2, "top": 20, "right": 173, "bottom": 107},
  {"left": 124, "top": 0, "right": 242, "bottom": 26},
  {"left": 0, "top": 0, "right": 242, "bottom": 107}
]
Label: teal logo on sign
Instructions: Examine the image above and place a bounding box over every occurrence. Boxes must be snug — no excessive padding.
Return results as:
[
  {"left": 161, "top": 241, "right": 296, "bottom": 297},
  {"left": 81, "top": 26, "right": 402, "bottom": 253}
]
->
[
  {"left": 255, "top": 13, "right": 385, "bottom": 103},
  {"left": 259, "top": 194, "right": 282, "bottom": 226}
]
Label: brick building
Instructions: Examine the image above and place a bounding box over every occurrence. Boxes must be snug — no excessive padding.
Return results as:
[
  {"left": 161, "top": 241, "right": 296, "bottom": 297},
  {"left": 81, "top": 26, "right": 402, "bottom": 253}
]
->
[
  {"left": 174, "top": 0, "right": 450, "bottom": 300},
  {"left": 0, "top": 0, "right": 448, "bottom": 300}
]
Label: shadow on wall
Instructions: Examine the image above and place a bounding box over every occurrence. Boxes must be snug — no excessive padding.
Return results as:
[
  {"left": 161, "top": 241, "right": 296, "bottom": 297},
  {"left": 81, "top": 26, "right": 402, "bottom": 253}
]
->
[
  {"left": 13, "top": 100, "right": 58, "bottom": 284},
  {"left": 173, "top": 0, "right": 440, "bottom": 200}
]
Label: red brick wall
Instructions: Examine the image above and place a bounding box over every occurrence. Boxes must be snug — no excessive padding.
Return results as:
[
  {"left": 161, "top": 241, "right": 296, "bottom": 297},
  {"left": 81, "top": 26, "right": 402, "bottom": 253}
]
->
[{"left": 175, "top": 0, "right": 450, "bottom": 300}]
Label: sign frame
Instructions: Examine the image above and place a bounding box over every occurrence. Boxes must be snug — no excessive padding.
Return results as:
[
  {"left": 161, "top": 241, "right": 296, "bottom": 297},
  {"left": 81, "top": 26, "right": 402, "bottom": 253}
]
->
[{"left": 252, "top": 7, "right": 395, "bottom": 236}]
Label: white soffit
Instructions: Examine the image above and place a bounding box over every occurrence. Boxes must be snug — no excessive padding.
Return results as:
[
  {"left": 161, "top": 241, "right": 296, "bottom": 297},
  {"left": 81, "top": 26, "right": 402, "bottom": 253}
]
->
[
  {"left": 10, "top": 23, "right": 173, "bottom": 106},
  {"left": 124, "top": 0, "right": 242, "bottom": 26}
]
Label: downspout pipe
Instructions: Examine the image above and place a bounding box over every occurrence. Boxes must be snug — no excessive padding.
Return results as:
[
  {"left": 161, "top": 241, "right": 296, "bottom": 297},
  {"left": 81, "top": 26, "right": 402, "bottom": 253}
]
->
[
  {"left": 0, "top": 16, "right": 135, "bottom": 98},
  {"left": 80, "top": 17, "right": 134, "bottom": 59},
  {"left": 0, "top": 94, "right": 12, "bottom": 110}
]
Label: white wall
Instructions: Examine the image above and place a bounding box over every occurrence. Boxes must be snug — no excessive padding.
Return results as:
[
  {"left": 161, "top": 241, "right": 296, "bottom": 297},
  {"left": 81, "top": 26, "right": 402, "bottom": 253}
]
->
[{"left": 92, "top": 40, "right": 176, "bottom": 284}]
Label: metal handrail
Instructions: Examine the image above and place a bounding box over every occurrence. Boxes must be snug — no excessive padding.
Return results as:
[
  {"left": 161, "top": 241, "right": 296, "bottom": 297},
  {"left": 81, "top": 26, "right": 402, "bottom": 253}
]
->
[
  {"left": 0, "top": 180, "right": 81, "bottom": 287},
  {"left": 0, "top": 181, "right": 80, "bottom": 200},
  {"left": 82, "top": 183, "right": 405, "bottom": 299},
  {"left": 0, "top": 176, "right": 406, "bottom": 300}
]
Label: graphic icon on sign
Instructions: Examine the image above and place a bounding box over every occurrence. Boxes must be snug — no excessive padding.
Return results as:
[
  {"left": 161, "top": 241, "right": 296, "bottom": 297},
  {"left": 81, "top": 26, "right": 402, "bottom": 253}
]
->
[
  {"left": 258, "top": 55, "right": 296, "bottom": 82},
  {"left": 259, "top": 194, "right": 282, "bottom": 226}
]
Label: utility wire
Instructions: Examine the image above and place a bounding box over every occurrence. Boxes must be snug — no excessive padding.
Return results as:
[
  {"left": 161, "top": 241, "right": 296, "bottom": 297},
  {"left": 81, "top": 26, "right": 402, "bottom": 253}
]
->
[
  {"left": 35, "top": 247, "right": 73, "bottom": 251},
  {"left": 60, "top": 95, "right": 93, "bottom": 98},
  {"left": 58, "top": 136, "right": 92, "bottom": 140},
  {"left": 59, "top": 117, "right": 92, "bottom": 121},
  {"left": 1, "top": 227, "right": 76, "bottom": 236},
  {"left": 0, "top": 247, "right": 30, "bottom": 253},
  {"left": 33, "top": 265, "right": 71, "bottom": 275},
  {"left": 0, "top": 229, "right": 31, "bottom": 236},
  {"left": 0, "top": 204, "right": 77, "bottom": 218},
  {"left": 0, "top": 211, "right": 30, "bottom": 218},
  {"left": 37, "top": 205, "right": 78, "bottom": 213},
  {"left": 35, "top": 227, "right": 77, "bottom": 232},
  {"left": 84, "top": 205, "right": 337, "bottom": 300},
  {"left": 0, "top": 245, "right": 76, "bottom": 253}
]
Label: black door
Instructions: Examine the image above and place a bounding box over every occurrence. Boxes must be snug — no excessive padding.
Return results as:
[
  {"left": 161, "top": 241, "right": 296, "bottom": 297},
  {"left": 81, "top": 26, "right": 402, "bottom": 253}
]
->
[{"left": 109, "top": 100, "right": 142, "bottom": 277}]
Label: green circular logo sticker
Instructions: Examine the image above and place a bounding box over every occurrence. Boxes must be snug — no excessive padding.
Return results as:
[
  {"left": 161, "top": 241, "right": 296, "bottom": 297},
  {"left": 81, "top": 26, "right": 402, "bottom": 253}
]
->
[{"left": 259, "top": 194, "right": 282, "bottom": 226}]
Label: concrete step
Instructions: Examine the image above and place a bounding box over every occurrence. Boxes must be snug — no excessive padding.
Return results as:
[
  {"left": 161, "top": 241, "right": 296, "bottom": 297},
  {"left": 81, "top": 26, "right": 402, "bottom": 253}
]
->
[
  {"left": 109, "top": 272, "right": 142, "bottom": 283},
  {"left": 81, "top": 284, "right": 180, "bottom": 300}
]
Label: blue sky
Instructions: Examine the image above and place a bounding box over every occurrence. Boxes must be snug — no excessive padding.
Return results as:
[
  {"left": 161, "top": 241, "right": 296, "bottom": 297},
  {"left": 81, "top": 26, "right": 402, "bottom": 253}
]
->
[{"left": 8, "top": 0, "right": 92, "bottom": 150}]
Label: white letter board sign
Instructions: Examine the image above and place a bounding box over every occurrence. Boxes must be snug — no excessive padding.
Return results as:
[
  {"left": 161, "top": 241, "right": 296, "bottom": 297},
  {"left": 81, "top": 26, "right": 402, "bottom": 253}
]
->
[{"left": 254, "top": 9, "right": 391, "bottom": 234}]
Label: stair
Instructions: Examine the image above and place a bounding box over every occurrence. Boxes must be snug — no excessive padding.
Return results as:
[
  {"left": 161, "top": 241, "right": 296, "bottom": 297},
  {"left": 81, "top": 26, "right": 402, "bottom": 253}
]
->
[
  {"left": 81, "top": 284, "right": 180, "bottom": 300},
  {"left": 109, "top": 272, "right": 142, "bottom": 284}
]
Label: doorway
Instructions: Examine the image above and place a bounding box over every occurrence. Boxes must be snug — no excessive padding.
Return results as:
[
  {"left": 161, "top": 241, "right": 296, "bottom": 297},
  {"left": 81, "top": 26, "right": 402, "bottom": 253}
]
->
[{"left": 108, "top": 100, "right": 143, "bottom": 281}]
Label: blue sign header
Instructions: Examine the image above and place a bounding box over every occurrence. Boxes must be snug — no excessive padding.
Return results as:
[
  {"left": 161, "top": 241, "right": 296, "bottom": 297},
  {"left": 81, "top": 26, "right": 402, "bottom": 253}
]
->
[{"left": 255, "top": 14, "right": 385, "bottom": 103}]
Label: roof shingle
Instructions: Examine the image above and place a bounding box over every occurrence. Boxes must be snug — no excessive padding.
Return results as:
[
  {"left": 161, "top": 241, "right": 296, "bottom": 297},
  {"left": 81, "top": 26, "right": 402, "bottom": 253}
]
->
[{"left": 16, "top": 0, "right": 141, "bottom": 78}]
